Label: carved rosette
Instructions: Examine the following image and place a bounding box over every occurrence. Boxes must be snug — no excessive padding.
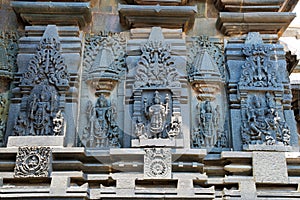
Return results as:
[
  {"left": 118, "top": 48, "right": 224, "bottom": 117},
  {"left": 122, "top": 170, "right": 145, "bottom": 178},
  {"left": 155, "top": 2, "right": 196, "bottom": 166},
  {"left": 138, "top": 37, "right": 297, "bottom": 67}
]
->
[
  {"left": 144, "top": 148, "right": 171, "bottom": 179},
  {"left": 83, "top": 32, "right": 126, "bottom": 96},
  {"left": 13, "top": 26, "right": 69, "bottom": 137},
  {"left": 187, "top": 36, "right": 224, "bottom": 101},
  {"left": 14, "top": 146, "right": 52, "bottom": 178},
  {"left": 0, "top": 31, "right": 18, "bottom": 81},
  {"left": 134, "top": 40, "right": 180, "bottom": 89}
]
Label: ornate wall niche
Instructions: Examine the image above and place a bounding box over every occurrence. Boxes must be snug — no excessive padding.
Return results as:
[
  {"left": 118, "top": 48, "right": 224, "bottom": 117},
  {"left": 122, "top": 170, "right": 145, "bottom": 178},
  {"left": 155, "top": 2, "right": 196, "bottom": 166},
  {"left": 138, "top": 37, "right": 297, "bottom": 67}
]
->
[
  {"left": 144, "top": 148, "right": 172, "bottom": 179},
  {"left": 8, "top": 25, "right": 69, "bottom": 144},
  {"left": 129, "top": 27, "right": 184, "bottom": 148},
  {"left": 187, "top": 36, "right": 228, "bottom": 150},
  {"left": 226, "top": 32, "right": 298, "bottom": 151},
  {"left": 83, "top": 32, "right": 126, "bottom": 96},
  {"left": 14, "top": 146, "right": 52, "bottom": 178}
]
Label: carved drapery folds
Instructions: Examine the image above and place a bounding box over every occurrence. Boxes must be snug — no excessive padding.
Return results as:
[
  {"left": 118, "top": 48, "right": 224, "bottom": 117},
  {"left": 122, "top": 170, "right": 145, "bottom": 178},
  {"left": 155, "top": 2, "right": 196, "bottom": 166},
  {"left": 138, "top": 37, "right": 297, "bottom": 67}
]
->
[
  {"left": 83, "top": 32, "right": 126, "bottom": 96},
  {"left": 131, "top": 27, "right": 183, "bottom": 147},
  {"left": 14, "top": 146, "right": 52, "bottom": 178},
  {"left": 81, "top": 94, "right": 121, "bottom": 148},
  {"left": 13, "top": 26, "right": 69, "bottom": 137},
  {"left": 144, "top": 148, "right": 172, "bottom": 179}
]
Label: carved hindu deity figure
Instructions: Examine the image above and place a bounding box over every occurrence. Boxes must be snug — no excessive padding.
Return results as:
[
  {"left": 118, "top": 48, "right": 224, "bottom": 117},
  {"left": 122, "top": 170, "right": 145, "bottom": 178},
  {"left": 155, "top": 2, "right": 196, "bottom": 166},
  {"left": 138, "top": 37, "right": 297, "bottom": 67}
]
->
[
  {"left": 82, "top": 94, "right": 121, "bottom": 148},
  {"left": 241, "top": 92, "right": 291, "bottom": 146},
  {"left": 144, "top": 91, "right": 169, "bottom": 138},
  {"left": 193, "top": 100, "right": 221, "bottom": 148}
]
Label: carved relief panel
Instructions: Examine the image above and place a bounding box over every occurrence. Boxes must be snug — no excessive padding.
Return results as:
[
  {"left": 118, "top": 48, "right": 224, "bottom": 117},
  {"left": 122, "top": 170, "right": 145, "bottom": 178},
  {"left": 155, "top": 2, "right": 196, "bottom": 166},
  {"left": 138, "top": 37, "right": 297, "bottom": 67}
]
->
[
  {"left": 14, "top": 146, "right": 52, "bottom": 178},
  {"left": 79, "top": 32, "right": 126, "bottom": 148},
  {"left": 226, "top": 32, "right": 298, "bottom": 151},
  {"left": 128, "top": 27, "right": 185, "bottom": 148},
  {"left": 12, "top": 27, "right": 69, "bottom": 137},
  {"left": 187, "top": 36, "right": 228, "bottom": 150}
]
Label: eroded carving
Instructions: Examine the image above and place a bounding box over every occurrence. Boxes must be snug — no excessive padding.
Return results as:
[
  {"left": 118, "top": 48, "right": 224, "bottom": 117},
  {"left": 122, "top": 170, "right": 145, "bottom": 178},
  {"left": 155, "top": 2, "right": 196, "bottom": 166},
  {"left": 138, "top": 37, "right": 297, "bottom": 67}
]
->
[
  {"left": 82, "top": 94, "right": 121, "bottom": 148},
  {"left": 0, "top": 94, "right": 8, "bottom": 146},
  {"left": 14, "top": 146, "right": 52, "bottom": 178},
  {"left": 144, "top": 148, "right": 171, "bottom": 179},
  {"left": 241, "top": 92, "right": 290, "bottom": 146},
  {"left": 134, "top": 40, "right": 180, "bottom": 88},
  {"left": 0, "top": 31, "right": 18, "bottom": 80},
  {"left": 83, "top": 32, "right": 126, "bottom": 95},
  {"left": 13, "top": 28, "right": 69, "bottom": 136}
]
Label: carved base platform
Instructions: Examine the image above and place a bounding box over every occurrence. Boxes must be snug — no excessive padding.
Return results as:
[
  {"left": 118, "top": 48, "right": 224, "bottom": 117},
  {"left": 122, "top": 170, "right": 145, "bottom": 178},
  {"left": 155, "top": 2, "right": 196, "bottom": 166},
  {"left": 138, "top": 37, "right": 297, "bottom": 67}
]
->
[
  {"left": 131, "top": 138, "right": 184, "bottom": 147},
  {"left": 7, "top": 136, "right": 65, "bottom": 147},
  {"left": 243, "top": 144, "right": 299, "bottom": 152}
]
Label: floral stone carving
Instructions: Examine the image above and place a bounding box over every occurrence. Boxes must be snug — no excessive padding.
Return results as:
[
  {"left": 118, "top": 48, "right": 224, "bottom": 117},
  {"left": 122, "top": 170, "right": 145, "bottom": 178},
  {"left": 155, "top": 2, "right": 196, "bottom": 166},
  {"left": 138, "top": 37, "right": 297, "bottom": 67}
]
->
[
  {"left": 144, "top": 148, "right": 171, "bottom": 179},
  {"left": 13, "top": 26, "right": 69, "bottom": 136},
  {"left": 239, "top": 32, "right": 281, "bottom": 89},
  {"left": 134, "top": 39, "right": 180, "bottom": 89},
  {"left": 14, "top": 146, "right": 52, "bottom": 178},
  {"left": 82, "top": 94, "right": 121, "bottom": 148},
  {"left": 83, "top": 32, "right": 126, "bottom": 95},
  {"left": 241, "top": 92, "right": 290, "bottom": 146}
]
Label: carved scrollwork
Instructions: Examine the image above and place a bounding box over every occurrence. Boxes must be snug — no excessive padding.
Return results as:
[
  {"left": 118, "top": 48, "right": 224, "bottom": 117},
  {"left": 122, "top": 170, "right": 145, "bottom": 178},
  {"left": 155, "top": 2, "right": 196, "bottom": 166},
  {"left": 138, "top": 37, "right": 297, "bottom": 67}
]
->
[
  {"left": 241, "top": 92, "right": 290, "bottom": 146},
  {"left": 134, "top": 40, "right": 180, "bottom": 88},
  {"left": 144, "top": 148, "right": 171, "bottom": 179},
  {"left": 82, "top": 94, "right": 121, "bottom": 148},
  {"left": 14, "top": 146, "right": 52, "bottom": 178}
]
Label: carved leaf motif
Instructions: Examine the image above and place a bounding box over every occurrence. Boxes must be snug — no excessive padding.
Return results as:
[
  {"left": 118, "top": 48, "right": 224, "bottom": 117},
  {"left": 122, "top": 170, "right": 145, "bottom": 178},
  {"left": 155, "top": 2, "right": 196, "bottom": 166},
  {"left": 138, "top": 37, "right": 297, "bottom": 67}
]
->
[{"left": 134, "top": 41, "right": 180, "bottom": 88}]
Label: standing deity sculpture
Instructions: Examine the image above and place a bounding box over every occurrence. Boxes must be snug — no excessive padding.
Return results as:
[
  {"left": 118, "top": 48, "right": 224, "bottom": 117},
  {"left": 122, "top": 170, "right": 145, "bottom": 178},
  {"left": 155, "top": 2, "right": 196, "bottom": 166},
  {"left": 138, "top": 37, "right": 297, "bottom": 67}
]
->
[
  {"left": 143, "top": 91, "right": 170, "bottom": 139},
  {"left": 82, "top": 94, "right": 121, "bottom": 148},
  {"left": 193, "top": 101, "right": 221, "bottom": 148}
]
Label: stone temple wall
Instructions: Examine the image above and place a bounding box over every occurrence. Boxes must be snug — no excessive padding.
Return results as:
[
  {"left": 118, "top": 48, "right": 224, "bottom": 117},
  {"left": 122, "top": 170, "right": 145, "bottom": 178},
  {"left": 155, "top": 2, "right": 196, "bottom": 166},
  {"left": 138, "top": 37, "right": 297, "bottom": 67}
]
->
[{"left": 0, "top": 0, "right": 300, "bottom": 199}]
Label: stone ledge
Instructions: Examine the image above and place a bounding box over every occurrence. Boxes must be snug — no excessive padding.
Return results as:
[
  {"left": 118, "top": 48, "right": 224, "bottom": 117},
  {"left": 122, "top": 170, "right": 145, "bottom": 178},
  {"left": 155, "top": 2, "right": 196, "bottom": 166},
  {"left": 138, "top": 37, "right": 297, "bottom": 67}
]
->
[
  {"left": 216, "top": 12, "right": 296, "bottom": 36},
  {"left": 118, "top": 4, "right": 197, "bottom": 31},
  {"left": 11, "top": 1, "right": 91, "bottom": 28},
  {"left": 7, "top": 136, "right": 65, "bottom": 147}
]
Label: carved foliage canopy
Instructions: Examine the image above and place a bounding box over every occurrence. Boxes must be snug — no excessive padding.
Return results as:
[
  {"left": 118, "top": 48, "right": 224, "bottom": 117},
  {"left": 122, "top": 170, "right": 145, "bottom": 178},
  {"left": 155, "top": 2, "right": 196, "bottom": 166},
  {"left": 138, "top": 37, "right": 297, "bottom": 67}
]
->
[
  {"left": 134, "top": 40, "right": 180, "bottom": 88},
  {"left": 14, "top": 146, "right": 52, "bottom": 178},
  {"left": 21, "top": 37, "right": 69, "bottom": 89}
]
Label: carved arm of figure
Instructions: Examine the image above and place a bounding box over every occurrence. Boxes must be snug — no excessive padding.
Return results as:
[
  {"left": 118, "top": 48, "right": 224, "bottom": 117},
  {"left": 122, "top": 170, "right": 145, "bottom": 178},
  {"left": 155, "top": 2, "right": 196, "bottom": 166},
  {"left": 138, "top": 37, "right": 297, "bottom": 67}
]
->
[
  {"left": 144, "top": 97, "right": 149, "bottom": 118},
  {"left": 165, "top": 94, "right": 170, "bottom": 116}
]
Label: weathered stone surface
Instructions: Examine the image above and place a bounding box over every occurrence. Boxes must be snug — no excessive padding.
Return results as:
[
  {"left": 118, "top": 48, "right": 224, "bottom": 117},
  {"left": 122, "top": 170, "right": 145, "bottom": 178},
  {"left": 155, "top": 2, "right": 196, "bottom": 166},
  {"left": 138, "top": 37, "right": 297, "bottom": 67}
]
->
[{"left": 253, "top": 151, "right": 288, "bottom": 184}]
